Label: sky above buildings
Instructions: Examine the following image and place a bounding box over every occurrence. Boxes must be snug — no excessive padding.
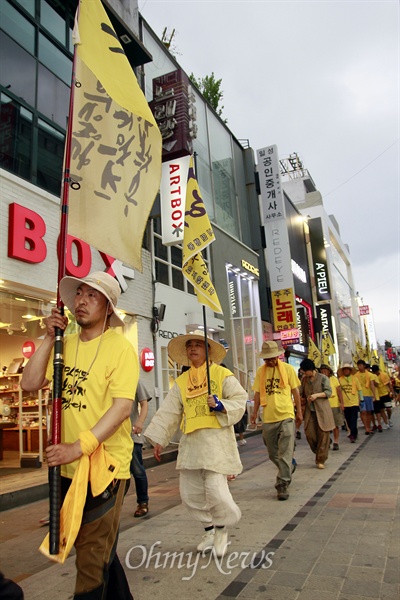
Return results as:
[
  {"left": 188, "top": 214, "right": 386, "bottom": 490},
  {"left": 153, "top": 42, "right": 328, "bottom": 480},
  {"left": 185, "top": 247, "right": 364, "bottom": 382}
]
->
[{"left": 140, "top": 0, "right": 400, "bottom": 348}]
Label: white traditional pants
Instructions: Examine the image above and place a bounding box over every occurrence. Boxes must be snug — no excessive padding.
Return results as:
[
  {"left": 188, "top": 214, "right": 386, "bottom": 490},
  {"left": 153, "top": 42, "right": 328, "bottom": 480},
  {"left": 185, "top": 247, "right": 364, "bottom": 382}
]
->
[{"left": 179, "top": 469, "right": 241, "bottom": 527}]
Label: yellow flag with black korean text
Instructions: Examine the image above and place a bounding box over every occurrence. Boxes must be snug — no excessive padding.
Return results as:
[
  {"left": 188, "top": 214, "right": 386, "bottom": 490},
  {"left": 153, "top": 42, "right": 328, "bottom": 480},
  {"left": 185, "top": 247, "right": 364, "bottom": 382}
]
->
[
  {"left": 308, "top": 338, "right": 322, "bottom": 368},
  {"left": 321, "top": 333, "right": 336, "bottom": 360},
  {"left": 68, "top": 0, "right": 162, "bottom": 271},
  {"left": 182, "top": 157, "right": 222, "bottom": 313},
  {"left": 356, "top": 340, "right": 366, "bottom": 361}
]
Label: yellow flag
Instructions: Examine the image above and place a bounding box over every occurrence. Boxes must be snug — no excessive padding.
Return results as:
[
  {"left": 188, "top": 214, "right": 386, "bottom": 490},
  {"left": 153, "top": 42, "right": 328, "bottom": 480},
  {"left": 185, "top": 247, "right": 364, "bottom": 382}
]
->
[
  {"left": 363, "top": 320, "right": 371, "bottom": 362},
  {"left": 182, "top": 157, "right": 222, "bottom": 313},
  {"left": 379, "top": 354, "right": 387, "bottom": 374},
  {"left": 68, "top": 0, "right": 162, "bottom": 271},
  {"left": 308, "top": 338, "right": 322, "bottom": 368},
  {"left": 322, "top": 333, "right": 336, "bottom": 359},
  {"left": 371, "top": 350, "right": 379, "bottom": 366},
  {"left": 356, "top": 341, "right": 366, "bottom": 361}
]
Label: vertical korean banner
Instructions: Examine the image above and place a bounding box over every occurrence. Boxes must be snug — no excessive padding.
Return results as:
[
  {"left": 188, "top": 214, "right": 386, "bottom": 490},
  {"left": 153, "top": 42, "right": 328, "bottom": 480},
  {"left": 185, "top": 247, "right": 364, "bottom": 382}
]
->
[
  {"left": 257, "top": 145, "right": 296, "bottom": 332},
  {"left": 68, "top": 0, "right": 162, "bottom": 271}
]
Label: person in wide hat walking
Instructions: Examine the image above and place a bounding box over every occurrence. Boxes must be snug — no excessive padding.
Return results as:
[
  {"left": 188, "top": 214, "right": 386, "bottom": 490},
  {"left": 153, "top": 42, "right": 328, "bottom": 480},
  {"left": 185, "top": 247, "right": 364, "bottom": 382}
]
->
[
  {"left": 251, "top": 341, "right": 302, "bottom": 501},
  {"left": 144, "top": 330, "right": 247, "bottom": 558}
]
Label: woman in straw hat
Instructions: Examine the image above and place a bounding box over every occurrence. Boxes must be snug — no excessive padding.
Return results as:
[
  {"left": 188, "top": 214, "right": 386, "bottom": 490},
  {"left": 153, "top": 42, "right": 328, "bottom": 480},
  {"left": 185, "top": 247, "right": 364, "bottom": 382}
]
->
[{"left": 144, "top": 331, "right": 247, "bottom": 559}]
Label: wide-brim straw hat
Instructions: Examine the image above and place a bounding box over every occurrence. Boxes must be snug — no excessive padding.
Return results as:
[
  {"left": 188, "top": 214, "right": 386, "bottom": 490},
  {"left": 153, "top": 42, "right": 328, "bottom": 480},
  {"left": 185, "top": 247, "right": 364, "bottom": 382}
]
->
[
  {"left": 337, "top": 363, "right": 357, "bottom": 377},
  {"left": 320, "top": 363, "right": 334, "bottom": 375},
  {"left": 59, "top": 271, "right": 124, "bottom": 327},
  {"left": 168, "top": 330, "right": 226, "bottom": 366},
  {"left": 257, "top": 340, "right": 284, "bottom": 360}
]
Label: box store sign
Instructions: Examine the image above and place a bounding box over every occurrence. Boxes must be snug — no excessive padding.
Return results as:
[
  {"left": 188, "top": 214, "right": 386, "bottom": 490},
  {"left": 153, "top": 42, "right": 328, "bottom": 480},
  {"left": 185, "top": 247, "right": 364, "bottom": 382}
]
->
[{"left": 6, "top": 203, "right": 134, "bottom": 290}]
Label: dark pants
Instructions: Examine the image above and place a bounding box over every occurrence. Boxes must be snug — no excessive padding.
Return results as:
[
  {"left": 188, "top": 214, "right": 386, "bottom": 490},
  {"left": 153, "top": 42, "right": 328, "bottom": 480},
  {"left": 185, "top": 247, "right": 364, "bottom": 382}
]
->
[
  {"left": 130, "top": 442, "right": 149, "bottom": 504},
  {"left": 61, "top": 477, "right": 133, "bottom": 600},
  {"left": 344, "top": 406, "right": 359, "bottom": 439}
]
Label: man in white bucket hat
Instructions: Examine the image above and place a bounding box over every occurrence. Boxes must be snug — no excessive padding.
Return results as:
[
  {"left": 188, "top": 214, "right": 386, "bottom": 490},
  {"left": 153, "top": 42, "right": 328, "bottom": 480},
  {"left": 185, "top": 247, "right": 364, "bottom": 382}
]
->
[
  {"left": 250, "top": 341, "right": 302, "bottom": 501},
  {"left": 21, "top": 271, "right": 137, "bottom": 599},
  {"left": 144, "top": 330, "right": 247, "bottom": 559}
]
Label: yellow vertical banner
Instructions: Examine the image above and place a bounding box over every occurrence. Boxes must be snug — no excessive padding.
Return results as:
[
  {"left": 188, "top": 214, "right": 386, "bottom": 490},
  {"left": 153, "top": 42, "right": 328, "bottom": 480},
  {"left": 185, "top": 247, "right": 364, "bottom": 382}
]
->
[
  {"left": 308, "top": 338, "right": 322, "bottom": 368},
  {"left": 271, "top": 289, "right": 296, "bottom": 331},
  {"left": 182, "top": 157, "right": 222, "bottom": 313},
  {"left": 68, "top": 0, "right": 162, "bottom": 271}
]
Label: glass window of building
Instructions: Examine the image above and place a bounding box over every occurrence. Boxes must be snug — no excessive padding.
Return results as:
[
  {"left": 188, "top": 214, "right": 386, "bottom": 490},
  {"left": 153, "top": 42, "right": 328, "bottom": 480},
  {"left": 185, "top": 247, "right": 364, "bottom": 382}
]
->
[
  {"left": 208, "top": 110, "right": 239, "bottom": 238},
  {"left": 152, "top": 217, "right": 203, "bottom": 295},
  {"left": 0, "top": 1, "right": 35, "bottom": 54},
  {"left": 0, "top": 0, "right": 71, "bottom": 195}
]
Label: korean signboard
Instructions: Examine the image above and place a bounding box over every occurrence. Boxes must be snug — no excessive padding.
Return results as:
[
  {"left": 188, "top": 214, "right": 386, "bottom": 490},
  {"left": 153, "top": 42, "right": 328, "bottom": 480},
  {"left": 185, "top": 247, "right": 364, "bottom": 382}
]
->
[
  {"left": 149, "top": 69, "right": 197, "bottom": 161},
  {"left": 308, "top": 217, "right": 332, "bottom": 302}
]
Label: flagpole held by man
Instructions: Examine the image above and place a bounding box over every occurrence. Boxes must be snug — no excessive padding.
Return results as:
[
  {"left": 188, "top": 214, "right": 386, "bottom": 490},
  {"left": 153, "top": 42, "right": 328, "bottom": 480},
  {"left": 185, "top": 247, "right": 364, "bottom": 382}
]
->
[
  {"left": 21, "top": 272, "right": 138, "bottom": 598},
  {"left": 23, "top": 0, "right": 162, "bottom": 593}
]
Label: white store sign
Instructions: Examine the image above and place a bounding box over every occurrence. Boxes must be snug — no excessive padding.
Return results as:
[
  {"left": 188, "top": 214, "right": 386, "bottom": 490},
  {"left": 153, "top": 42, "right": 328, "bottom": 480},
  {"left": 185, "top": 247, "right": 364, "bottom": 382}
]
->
[{"left": 160, "top": 155, "right": 191, "bottom": 245}]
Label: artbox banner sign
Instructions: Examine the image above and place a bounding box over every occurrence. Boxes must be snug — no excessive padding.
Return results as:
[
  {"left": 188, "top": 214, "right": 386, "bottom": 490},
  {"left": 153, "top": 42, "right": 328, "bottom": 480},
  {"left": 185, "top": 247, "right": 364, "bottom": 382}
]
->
[
  {"left": 160, "top": 155, "right": 190, "bottom": 245},
  {"left": 308, "top": 217, "right": 332, "bottom": 302}
]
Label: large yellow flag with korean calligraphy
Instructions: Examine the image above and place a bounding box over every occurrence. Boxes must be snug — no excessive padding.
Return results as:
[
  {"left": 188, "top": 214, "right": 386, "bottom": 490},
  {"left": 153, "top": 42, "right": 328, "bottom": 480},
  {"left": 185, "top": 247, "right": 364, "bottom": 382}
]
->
[
  {"left": 182, "top": 157, "right": 222, "bottom": 313},
  {"left": 308, "top": 338, "right": 322, "bottom": 368},
  {"left": 68, "top": 0, "right": 161, "bottom": 271}
]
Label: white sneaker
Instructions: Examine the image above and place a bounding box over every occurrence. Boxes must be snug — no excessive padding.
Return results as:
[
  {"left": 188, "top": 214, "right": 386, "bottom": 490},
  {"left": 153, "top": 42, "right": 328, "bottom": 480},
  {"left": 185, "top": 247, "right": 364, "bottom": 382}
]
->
[
  {"left": 238, "top": 439, "right": 247, "bottom": 446},
  {"left": 389, "top": 420, "right": 393, "bottom": 427},
  {"left": 213, "top": 527, "right": 228, "bottom": 558},
  {"left": 382, "top": 424, "right": 390, "bottom": 430},
  {"left": 197, "top": 529, "right": 214, "bottom": 553}
]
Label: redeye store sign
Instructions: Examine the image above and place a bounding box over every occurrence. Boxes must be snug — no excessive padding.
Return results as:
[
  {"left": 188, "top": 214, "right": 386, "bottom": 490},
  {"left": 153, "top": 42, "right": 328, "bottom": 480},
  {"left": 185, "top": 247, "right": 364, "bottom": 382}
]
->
[{"left": 160, "top": 156, "right": 191, "bottom": 245}]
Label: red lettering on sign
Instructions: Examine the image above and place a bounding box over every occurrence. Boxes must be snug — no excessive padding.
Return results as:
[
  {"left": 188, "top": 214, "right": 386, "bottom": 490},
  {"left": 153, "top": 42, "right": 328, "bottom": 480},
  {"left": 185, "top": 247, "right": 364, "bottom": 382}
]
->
[{"left": 8, "top": 203, "right": 47, "bottom": 263}]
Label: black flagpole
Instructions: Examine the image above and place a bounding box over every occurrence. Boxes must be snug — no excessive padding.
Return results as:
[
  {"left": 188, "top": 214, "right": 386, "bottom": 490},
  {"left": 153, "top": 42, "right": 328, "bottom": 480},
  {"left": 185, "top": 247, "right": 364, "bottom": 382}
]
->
[{"left": 49, "top": 36, "right": 78, "bottom": 556}]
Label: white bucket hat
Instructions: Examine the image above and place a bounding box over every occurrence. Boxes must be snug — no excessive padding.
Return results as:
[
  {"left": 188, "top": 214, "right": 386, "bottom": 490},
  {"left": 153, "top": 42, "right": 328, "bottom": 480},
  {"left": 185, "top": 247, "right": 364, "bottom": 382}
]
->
[
  {"left": 59, "top": 271, "right": 124, "bottom": 327},
  {"left": 168, "top": 330, "right": 227, "bottom": 366}
]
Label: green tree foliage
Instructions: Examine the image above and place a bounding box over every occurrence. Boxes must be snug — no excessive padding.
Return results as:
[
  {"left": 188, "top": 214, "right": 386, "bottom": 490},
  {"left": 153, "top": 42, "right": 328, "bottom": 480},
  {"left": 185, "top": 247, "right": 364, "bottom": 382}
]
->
[
  {"left": 384, "top": 340, "right": 392, "bottom": 350},
  {"left": 190, "top": 72, "right": 227, "bottom": 123}
]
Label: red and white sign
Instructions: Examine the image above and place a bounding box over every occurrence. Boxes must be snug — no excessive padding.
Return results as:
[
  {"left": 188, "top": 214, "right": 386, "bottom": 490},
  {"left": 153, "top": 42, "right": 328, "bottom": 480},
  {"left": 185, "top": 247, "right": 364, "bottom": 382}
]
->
[
  {"left": 359, "top": 305, "right": 370, "bottom": 315},
  {"left": 140, "top": 348, "right": 154, "bottom": 372},
  {"left": 22, "top": 341, "right": 36, "bottom": 359},
  {"left": 7, "top": 203, "right": 134, "bottom": 290}
]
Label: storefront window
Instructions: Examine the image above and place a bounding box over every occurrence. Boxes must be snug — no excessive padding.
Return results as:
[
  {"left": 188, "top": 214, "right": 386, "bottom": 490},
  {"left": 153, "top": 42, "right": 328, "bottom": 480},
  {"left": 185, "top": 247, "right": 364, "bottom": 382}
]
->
[{"left": 226, "top": 266, "right": 261, "bottom": 393}]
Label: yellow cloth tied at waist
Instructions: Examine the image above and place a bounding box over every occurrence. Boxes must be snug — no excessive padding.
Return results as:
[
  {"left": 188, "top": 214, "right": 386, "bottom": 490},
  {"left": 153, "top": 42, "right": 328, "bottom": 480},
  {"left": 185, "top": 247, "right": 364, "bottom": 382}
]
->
[
  {"left": 177, "top": 363, "right": 227, "bottom": 434},
  {"left": 259, "top": 359, "right": 289, "bottom": 406},
  {"left": 39, "top": 429, "right": 120, "bottom": 564}
]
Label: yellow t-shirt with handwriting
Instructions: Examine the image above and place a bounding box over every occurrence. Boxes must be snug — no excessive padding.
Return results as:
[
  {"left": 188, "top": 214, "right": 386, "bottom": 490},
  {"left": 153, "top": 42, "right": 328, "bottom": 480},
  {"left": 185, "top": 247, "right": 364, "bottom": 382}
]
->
[
  {"left": 45, "top": 330, "right": 137, "bottom": 479},
  {"left": 253, "top": 362, "right": 300, "bottom": 423},
  {"left": 329, "top": 376, "right": 341, "bottom": 408}
]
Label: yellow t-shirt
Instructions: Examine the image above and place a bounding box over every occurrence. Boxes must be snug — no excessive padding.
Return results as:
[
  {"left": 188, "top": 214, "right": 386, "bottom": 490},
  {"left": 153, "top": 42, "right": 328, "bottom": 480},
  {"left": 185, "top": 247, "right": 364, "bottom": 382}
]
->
[
  {"left": 45, "top": 330, "right": 138, "bottom": 479},
  {"left": 369, "top": 372, "right": 380, "bottom": 400},
  {"left": 339, "top": 375, "right": 361, "bottom": 407},
  {"left": 355, "top": 371, "right": 373, "bottom": 397},
  {"left": 253, "top": 362, "right": 300, "bottom": 423},
  {"left": 375, "top": 372, "right": 391, "bottom": 397},
  {"left": 329, "top": 375, "right": 341, "bottom": 408}
]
